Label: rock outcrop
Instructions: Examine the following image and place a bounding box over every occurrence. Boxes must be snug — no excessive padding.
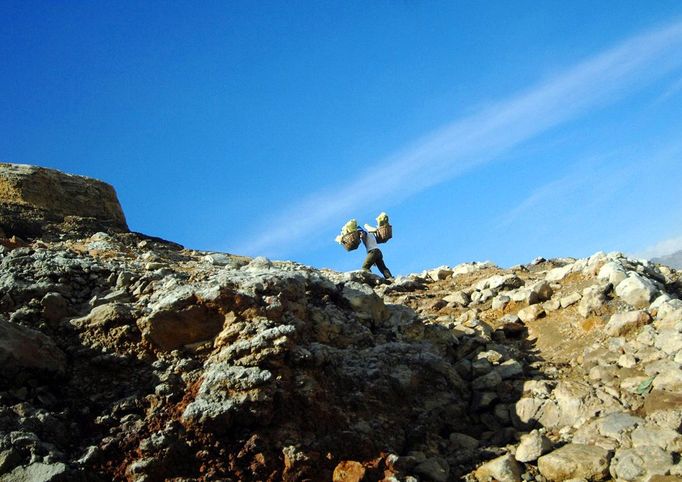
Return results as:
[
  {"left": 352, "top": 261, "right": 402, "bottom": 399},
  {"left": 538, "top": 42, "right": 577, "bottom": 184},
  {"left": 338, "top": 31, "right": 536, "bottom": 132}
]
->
[
  {"left": 0, "top": 165, "right": 681, "bottom": 481},
  {"left": 0, "top": 163, "right": 128, "bottom": 240}
]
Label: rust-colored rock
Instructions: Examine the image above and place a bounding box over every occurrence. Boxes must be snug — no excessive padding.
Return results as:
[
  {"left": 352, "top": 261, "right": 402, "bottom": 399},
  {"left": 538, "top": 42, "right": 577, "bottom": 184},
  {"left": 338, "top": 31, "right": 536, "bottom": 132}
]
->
[{"left": 333, "top": 461, "right": 366, "bottom": 482}]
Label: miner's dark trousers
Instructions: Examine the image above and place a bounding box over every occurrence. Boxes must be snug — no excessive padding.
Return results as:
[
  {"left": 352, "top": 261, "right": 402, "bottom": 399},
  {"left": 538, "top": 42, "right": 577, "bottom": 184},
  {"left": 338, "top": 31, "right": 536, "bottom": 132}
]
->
[{"left": 362, "top": 249, "right": 393, "bottom": 279}]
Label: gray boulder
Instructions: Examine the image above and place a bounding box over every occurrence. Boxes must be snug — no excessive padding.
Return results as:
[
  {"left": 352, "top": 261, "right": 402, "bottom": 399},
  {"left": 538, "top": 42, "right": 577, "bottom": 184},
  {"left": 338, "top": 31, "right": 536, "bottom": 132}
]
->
[
  {"left": 0, "top": 462, "right": 67, "bottom": 482},
  {"left": 609, "top": 446, "right": 675, "bottom": 481}
]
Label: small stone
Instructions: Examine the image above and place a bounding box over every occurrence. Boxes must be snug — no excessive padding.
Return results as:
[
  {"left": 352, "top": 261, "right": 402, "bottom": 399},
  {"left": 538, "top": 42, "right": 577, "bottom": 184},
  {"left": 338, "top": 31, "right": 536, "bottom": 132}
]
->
[
  {"left": 546, "top": 265, "right": 573, "bottom": 282},
  {"left": 472, "top": 370, "right": 503, "bottom": 390},
  {"left": 655, "top": 329, "right": 682, "bottom": 355},
  {"left": 515, "top": 430, "right": 552, "bottom": 463},
  {"left": 427, "top": 266, "right": 454, "bottom": 280},
  {"left": 618, "top": 354, "right": 637, "bottom": 368},
  {"left": 493, "top": 295, "right": 511, "bottom": 310},
  {"left": 496, "top": 360, "right": 524, "bottom": 380},
  {"left": 609, "top": 446, "right": 674, "bottom": 481},
  {"left": 537, "top": 444, "right": 611, "bottom": 481},
  {"left": 474, "top": 453, "right": 522, "bottom": 482},
  {"left": 333, "top": 461, "right": 366, "bottom": 482},
  {"left": 444, "top": 291, "right": 470, "bottom": 306},
  {"left": 631, "top": 424, "right": 682, "bottom": 452},
  {"left": 518, "top": 305, "right": 545, "bottom": 323},
  {"left": 530, "top": 280, "right": 553, "bottom": 303},
  {"left": 40, "top": 292, "right": 68, "bottom": 323},
  {"left": 597, "top": 261, "right": 627, "bottom": 286},
  {"left": 578, "top": 284, "right": 610, "bottom": 318},
  {"left": 415, "top": 457, "right": 449, "bottom": 482},
  {"left": 543, "top": 299, "right": 561, "bottom": 312},
  {"left": 449, "top": 432, "right": 479, "bottom": 451},
  {"left": 560, "top": 292, "right": 581, "bottom": 308}
]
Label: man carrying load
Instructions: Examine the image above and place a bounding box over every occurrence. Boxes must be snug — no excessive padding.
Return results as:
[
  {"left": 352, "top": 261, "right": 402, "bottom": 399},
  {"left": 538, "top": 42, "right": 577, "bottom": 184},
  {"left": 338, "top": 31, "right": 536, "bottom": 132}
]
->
[
  {"left": 336, "top": 213, "right": 393, "bottom": 280},
  {"left": 358, "top": 227, "right": 393, "bottom": 280}
]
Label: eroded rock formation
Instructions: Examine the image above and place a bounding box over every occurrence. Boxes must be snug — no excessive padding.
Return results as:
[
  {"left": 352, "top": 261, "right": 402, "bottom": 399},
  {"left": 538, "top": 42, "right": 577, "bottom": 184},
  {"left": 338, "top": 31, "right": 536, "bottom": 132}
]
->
[{"left": 0, "top": 163, "right": 128, "bottom": 240}]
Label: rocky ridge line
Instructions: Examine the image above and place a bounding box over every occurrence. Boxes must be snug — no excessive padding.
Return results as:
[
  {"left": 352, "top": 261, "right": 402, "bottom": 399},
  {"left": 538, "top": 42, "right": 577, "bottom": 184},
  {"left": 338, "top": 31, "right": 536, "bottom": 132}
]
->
[{"left": 0, "top": 231, "right": 680, "bottom": 481}]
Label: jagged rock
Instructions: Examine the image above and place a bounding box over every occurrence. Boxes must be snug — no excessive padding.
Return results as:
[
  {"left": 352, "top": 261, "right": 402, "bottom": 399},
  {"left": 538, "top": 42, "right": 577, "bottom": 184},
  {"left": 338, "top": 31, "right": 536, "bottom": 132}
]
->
[
  {"left": 560, "top": 292, "right": 581, "bottom": 308},
  {"left": 618, "top": 353, "right": 637, "bottom": 368},
  {"left": 598, "top": 261, "right": 628, "bottom": 286},
  {"left": 530, "top": 280, "right": 553, "bottom": 303},
  {"left": 512, "top": 397, "right": 546, "bottom": 430},
  {"left": 0, "top": 449, "right": 21, "bottom": 474},
  {"left": 471, "top": 288, "right": 494, "bottom": 304},
  {"left": 610, "top": 446, "right": 675, "bottom": 481},
  {"left": 181, "top": 363, "right": 273, "bottom": 430},
  {"left": 492, "top": 294, "right": 510, "bottom": 310},
  {"left": 443, "top": 291, "right": 470, "bottom": 306},
  {"left": 137, "top": 290, "right": 224, "bottom": 351},
  {"left": 496, "top": 360, "right": 523, "bottom": 380},
  {"left": 537, "top": 444, "right": 611, "bottom": 481},
  {"left": 40, "top": 292, "right": 68, "bottom": 323},
  {"left": 474, "top": 453, "right": 521, "bottom": 482},
  {"left": 472, "top": 370, "right": 502, "bottom": 390},
  {"left": 0, "top": 163, "right": 127, "bottom": 239},
  {"left": 72, "top": 302, "right": 133, "bottom": 328},
  {"left": 597, "top": 412, "right": 643, "bottom": 445},
  {"left": 631, "top": 424, "right": 682, "bottom": 452},
  {"left": 427, "top": 266, "right": 453, "bottom": 280},
  {"left": 518, "top": 304, "right": 544, "bottom": 323},
  {"left": 605, "top": 310, "right": 651, "bottom": 336},
  {"left": 515, "top": 430, "right": 552, "bottom": 462},
  {"left": 651, "top": 366, "right": 682, "bottom": 392},
  {"left": 615, "top": 273, "right": 659, "bottom": 308},
  {"left": 341, "top": 281, "right": 389, "bottom": 322},
  {"left": 546, "top": 264, "right": 573, "bottom": 282},
  {"left": 0, "top": 462, "right": 67, "bottom": 482},
  {"left": 0, "top": 318, "right": 66, "bottom": 375},
  {"left": 475, "top": 274, "right": 523, "bottom": 292},
  {"left": 578, "top": 283, "right": 611, "bottom": 318},
  {"left": 654, "top": 329, "right": 682, "bottom": 355}
]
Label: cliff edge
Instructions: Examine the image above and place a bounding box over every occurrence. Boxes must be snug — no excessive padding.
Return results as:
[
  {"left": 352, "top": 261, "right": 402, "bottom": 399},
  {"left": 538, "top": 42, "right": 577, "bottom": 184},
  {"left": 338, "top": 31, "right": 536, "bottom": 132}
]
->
[{"left": 0, "top": 163, "right": 128, "bottom": 240}]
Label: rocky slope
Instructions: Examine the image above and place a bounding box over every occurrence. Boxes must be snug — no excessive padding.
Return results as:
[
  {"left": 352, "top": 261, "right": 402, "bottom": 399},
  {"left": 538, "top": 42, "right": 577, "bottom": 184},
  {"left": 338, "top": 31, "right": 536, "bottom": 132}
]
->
[{"left": 0, "top": 165, "right": 681, "bottom": 481}]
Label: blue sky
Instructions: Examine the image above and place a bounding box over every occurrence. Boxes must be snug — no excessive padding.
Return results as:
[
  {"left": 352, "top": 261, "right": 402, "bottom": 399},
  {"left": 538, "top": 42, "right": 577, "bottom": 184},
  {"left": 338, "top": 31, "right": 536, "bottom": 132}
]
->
[{"left": 2, "top": 2, "right": 682, "bottom": 275}]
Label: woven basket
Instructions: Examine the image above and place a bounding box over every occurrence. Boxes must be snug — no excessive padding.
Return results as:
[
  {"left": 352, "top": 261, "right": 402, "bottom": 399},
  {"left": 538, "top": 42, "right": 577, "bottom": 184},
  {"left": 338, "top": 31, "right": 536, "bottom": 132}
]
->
[
  {"left": 375, "top": 224, "right": 392, "bottom": 243},
  {"left": 341, "top": 231, "right": 361, "bottom": 251}
]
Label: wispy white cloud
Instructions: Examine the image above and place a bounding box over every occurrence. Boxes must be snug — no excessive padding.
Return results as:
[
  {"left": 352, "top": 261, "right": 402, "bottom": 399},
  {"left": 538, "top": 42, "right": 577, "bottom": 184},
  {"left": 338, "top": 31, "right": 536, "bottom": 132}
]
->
[
  {"left": 497, "top": 151, "right": 626, "bottom": 228},
  {"left": 233, "top": 20, "right": 682, "bottom": 257},
  {"left": 639, "top": 235, "right": 682, "bottom": 259},
  {"left": 654, "top": 74, "right": 682, "bottom": 103}
]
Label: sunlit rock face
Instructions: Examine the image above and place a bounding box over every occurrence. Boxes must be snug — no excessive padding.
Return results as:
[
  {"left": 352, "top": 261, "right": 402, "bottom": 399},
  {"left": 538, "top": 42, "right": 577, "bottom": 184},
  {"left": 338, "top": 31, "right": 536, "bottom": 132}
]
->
[{"left": 0, "top": 163, "right": 128, "bottom": 239}]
